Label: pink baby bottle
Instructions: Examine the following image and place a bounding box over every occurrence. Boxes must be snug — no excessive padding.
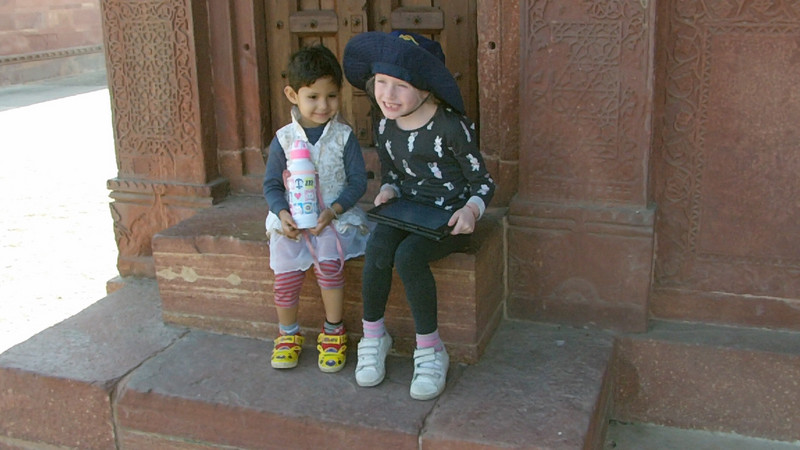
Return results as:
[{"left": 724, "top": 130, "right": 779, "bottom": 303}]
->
[{"left": 286, "top": 140, "right": 319, "bottom": 229}]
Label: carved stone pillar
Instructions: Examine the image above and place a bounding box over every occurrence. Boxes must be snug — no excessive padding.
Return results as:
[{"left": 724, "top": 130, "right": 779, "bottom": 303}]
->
[
  {"left": 650, "top": 1, "right": 800, "bottom": 329},
  {"left": 508, "top": 0, "right": 656, "bottom": 332},
  {"left": 101, "top": 0, "right": 229, "bottom": 277}
]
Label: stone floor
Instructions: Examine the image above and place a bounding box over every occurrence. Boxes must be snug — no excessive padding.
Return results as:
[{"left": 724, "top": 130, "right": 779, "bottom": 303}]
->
[{"left": 0, "top": 71, "right": 117, "bottom": 354}]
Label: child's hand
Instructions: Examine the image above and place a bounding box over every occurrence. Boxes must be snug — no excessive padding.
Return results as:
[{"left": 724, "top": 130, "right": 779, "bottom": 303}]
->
[
  {"left": 448, "top": 203, "right": 480, "bottom": 235},
  {"left": 279, "top": 210, "right": 302, "bottom": 239},
  {"left": 374, "top": 188, "right": 397, "bottom": 206},
  {"left": 309, "top": 207, "right": 336, "bottom": 236}
]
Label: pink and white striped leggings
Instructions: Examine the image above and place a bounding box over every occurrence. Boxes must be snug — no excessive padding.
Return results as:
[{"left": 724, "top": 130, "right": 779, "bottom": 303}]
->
[{"left": 273, "top": 260, "right": 343, "bottom": 308}]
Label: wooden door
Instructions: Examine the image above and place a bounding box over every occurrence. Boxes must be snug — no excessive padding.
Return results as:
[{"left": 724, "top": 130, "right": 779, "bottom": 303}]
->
[
  {"left": 263, "top": 0, "right": 478, "bottom": 149},
  {"left": 261, "top": 1, "right": 477, "bottom": 201}
]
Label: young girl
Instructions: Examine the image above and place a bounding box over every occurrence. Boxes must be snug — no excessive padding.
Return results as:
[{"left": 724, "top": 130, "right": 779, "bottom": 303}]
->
[
  {"left": 343, "top": 31, "right": 496, "bottom": 399},
  {"left": 263, "top": 45, "right": 370, "bottom": 373}
]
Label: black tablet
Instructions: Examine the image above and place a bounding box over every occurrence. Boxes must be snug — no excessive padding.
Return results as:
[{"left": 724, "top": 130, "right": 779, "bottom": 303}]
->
[{"left": 367, "top": 198, "right": 454, "bottom": 241}]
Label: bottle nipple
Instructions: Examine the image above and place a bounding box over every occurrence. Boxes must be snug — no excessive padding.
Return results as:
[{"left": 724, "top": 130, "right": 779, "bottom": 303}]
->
[{"left": 291, "top": 140, "right": 311, "bottom": 160}]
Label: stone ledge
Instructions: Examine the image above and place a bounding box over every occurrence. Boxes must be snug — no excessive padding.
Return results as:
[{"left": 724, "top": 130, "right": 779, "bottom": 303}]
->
[
  {"left": 5, "top": 282, "right": 800, "bottom": 448},
  {"left": 614, "top": 320, "right": 800, "bottom": 442},
  {"left": 423, "top": 320, "right": 617, "bottom": 449},
  {"left": 152, "top": 195, "right": 506, "bottom": 363},
  {"left": 113, "top": 319, "right": 615, "bottom": 449},
  {"left": 0, "top": 279, "right": 185, "bottom": 449},
  {"left": 0, "top": 278, "right": 616, "bottom": 449}
]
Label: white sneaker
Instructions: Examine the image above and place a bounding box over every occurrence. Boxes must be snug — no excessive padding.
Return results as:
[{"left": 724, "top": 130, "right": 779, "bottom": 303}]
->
[
  {"left": 355, "top": 333, "right": 392, "bottom": 387},
  {"left": 409, "top": 347, "right": 449, "bottom": 400}
]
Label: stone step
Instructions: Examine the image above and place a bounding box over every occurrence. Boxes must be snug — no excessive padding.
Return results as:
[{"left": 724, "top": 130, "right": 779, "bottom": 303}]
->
[
  {"left": 605, "top": 421, "right": 800, "bottom": 450},
  {"left": 613, "top": 320, "right": 800, "bottom": 442},
  {"left": 3, "top": 281, "right": 800, "bottom": 448},
  {"left": 151, "top": 195, "right": 506, "bottom": 363},
  {"left": 0, "top": 279, "right": 616, "bottom": 449},
  {"left": 0, "top": 279, "right": 185, "bottom": 449}
]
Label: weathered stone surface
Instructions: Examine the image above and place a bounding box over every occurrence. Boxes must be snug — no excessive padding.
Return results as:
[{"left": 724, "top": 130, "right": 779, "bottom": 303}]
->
[
  {"left": 509, "top": 202, "right": 654, "bottom": 332},
  {"left": 0, "top": 279, "right": 184, "bottom": 449},
  {"left": 508, "top": 0, "right": 657, "bottom": 332},
  {"left": 650, "top": 289, "right": 800, "bottom": 332},
  {"left": 0, "top": 2, "right": 104, "bottom": 86},
  {"left": 153, "top": 195, "right": 505, "bottom": 363},
  {"left": 423, "top": 321, "right": 616, "bottom": 449},
  {"left": 113, "top": 320, "right": 616, "bottom": 449},
  {"left": 477, "top": 0, "right": 520, "bottom": 207},
  {"left": 614, "top": 321, "right": 800, "bottom": 442},
  {"left": 650, "top": 0, "right": 800, "bottom": 328},
  {"left": 5, "top": 287, "right": 800, "bottom": 448},
  {"left": 102, "top": 0, "right": 228, "bottom": 278},
  {"left": 115, "top": 330, "right": 437, "bottom": 449},
  {"left": 517, "top": 0, "right": 654, "bottom": 206}
]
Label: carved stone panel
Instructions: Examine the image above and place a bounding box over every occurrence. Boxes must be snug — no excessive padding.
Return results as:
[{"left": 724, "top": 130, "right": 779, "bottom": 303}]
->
[
  {"left": 102, "top": 0, "right": 226, "bottom": 277},
  {"left": 652, "top": 1, "right": 800, "bottom": 328},
  {"left": 520, "top": 0, "right": 652, "bottom": 206},
  {"left": 509, "top": 0, "right": 655, "bottom": 332},
  {"left": 102, "top": 0, "right": 214, "bottom": 184}
]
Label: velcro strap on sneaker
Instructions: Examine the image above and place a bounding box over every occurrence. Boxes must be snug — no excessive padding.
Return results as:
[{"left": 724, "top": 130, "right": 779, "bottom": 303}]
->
[
  {"left": 275, "top": 334, "right": 304, "bottom": 348},
  {"left": 318, "top": 334, "right": 347, "bottom": 345}
]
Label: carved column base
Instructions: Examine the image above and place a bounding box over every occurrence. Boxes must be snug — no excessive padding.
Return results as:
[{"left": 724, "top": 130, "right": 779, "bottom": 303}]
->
[
  {"left": 108, "top": 177, "right": 229, "bottom": 277},
  {"left": 508, "top": 199, "right": 655, "bottom": 332}
]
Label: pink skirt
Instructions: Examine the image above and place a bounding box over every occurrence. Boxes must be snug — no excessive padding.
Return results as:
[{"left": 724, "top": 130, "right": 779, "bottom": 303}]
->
[{"left": 267, "top": 224, "right": 370, "bottom": 274}]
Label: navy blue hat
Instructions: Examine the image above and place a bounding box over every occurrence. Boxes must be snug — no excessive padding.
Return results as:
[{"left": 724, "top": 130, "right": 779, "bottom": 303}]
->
[{"left": 343, "top": 30, "right": 465, "bottom": 114}]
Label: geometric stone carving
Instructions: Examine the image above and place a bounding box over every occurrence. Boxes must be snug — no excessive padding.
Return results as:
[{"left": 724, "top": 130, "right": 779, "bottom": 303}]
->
[
  {"left": 101, "top": 0, "right": 227, "bottom": 277},
  {"left": 102, "top": 0, "right": 208, "bottom": 182},
  {"left": 107, "top": 178, "right": 227, "bottom": 276},
  {"left": 519, "top": 0, "right": 651, "bottom": 205},
  {"left": 509, "top": 0, "right": 656, "bottom": 332},
  {"left": 652, "top": 1, "right": 800, "bottom": 327}
]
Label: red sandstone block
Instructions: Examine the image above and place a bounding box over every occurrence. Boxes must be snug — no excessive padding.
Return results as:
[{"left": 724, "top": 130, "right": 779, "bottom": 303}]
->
[
  {"left": 115, "top": 331, "right": 430, "bottom": 448},
  {"left": 12, "top": 12, "right": 43, "bottom": 31},
  {"left": 422, "top": 321, "right": 616, "bottom": 449},
  {"left": 508, "top": 202, "right": 653, "bottom": 332},
  {"left": 155, "top": 253, "right": 269, "bottom": 282},
  {"left": 24, "top": 0, "right": 67, "bottom": 10},
  {"left": 153, "top": 196, "right": 505, "bottom": 363},
  {"left": 614, "top": 321, "right": 800, "bottom": 442},
  {"left": 0, "top": 370, "right": 115, "bottom": 449},
  {"left": 493, "top": 159, "right": 518, "bottom": 206},
  {"left": 651, "top": 287, "right": 800, "bottom": 332},
  {"left": 71, "top": 8, "right": 102, "bottom": 29},
  {"left": 0, "top": 279, "right": 184, "bottom": 448},
  {"left": 158, "top": 253, "right": 493, "bottom": 362},
  {"left": 218, "top": 151, "right": 244, "bottom": 181}
]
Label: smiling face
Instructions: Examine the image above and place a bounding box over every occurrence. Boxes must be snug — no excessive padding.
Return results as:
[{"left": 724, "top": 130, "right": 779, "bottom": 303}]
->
[
  {"left": 373, "top": 73, "right": 431, "bottom": 122},
  {"left": 284, "top": 75, "right": 340, "bottom": 128}
]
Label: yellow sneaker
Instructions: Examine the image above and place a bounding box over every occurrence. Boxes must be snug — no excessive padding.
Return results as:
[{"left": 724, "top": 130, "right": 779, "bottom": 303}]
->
[
  {"left": 317, "top": 331, "right": 348, "bottom": 373},
  {"left": 271, "top": 334, "right": 304, "bottom": 369}
]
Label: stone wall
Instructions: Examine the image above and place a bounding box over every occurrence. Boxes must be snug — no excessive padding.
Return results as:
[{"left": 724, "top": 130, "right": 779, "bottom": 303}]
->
[{"left": 0, "top": 0, "right": 104, "bottom": 85}]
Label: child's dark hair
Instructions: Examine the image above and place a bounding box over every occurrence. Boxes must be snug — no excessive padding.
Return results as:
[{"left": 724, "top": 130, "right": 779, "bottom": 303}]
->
[{"left": 287, "top": 45, "right": 343, "bottom": 91}]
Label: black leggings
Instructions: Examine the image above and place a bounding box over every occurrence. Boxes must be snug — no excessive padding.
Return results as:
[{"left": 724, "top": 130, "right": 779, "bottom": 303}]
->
[{"left": 361, "top": 224, "right": 470, "bottom": 334}]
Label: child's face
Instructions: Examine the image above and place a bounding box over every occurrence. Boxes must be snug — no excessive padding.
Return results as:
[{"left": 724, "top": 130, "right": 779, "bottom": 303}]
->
[
  {"left": 373, "top": 73, "right": 430, "bottom": 120},
  {"left": 284, "top": 75, "right": 340, "bottom": 128}
]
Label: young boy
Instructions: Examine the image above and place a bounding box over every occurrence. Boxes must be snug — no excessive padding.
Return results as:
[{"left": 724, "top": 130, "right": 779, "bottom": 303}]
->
[{"left": 263, "top": 45, "right": 370, "bottom": 373}]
